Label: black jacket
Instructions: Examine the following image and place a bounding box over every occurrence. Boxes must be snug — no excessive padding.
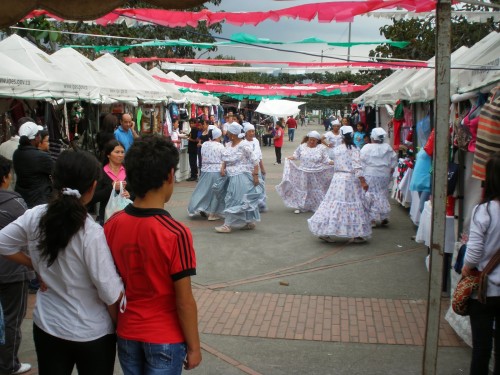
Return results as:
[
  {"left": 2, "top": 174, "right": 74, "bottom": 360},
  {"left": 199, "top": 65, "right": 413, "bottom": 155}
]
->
[{"left": 13, "top": 145, "right": 54, "bottom": 208}]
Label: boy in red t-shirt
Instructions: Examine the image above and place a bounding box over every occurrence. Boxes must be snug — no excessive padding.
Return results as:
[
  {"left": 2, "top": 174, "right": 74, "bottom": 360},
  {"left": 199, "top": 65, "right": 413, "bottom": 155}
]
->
[{"left": 104, "top": 136, "right": 201, "bottom": 373}]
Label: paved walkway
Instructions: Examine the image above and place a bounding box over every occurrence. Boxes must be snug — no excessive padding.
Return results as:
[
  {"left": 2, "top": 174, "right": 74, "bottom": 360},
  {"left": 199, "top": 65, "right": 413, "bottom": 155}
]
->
[{"left": 17, "top": 122, "right": 470, "bottom": 375}]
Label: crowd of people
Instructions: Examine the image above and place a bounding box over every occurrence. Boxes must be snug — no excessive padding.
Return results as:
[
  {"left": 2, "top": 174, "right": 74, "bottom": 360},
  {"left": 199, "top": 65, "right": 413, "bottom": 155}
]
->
[{"left": 0, "top": 109, "right": 498, "bottom": 375}]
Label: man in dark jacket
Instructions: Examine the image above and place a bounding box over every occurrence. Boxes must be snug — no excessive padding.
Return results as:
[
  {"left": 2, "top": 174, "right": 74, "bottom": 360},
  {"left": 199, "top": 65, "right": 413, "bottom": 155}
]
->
[
  {"left": 13, "top": 122, "right": 54, "bottom": 208},
  {"left": 0, "top": 155, "right": 33, "bottom": 374},
  {"left": 187, "top": 119, "right": 200, "bottom": 181}
]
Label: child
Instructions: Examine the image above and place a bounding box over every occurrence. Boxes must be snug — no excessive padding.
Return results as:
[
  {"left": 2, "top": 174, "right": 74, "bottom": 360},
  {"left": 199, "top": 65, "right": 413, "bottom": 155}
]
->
[
  {"left": 104, "top": 136, "right": 202, "bottom": 373},
  {"left": 353, "top": 122, "right": 366, "bottom": 149}
]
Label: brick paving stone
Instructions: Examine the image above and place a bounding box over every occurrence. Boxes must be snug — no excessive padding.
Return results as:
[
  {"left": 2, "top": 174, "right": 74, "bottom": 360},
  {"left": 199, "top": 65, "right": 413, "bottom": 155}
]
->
[{"left": 193, "top": 289, "right": 466, "bottom": 347}]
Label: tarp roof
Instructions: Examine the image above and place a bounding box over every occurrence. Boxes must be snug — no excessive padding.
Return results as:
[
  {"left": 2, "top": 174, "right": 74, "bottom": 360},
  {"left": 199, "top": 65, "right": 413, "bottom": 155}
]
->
[
  {"left": 255, "top": 99, "right": 305, "bottom": 117},
  {"left": 51, "top": 47, "right": 138, "bottom": 103},
  {"left": 128, "top": 63, "right": 184, "bottom": 101},
  {"left": 0, "top": 34, "right": 99, "bottom": 100},
  {"left": 92, "top": 53, "right": 166, "bottom": 103}
]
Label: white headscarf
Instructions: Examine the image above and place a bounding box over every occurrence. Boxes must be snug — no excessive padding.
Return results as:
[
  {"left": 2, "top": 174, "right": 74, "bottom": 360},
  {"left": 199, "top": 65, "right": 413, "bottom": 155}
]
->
[
  {"left": 307, "top": 131, "right": 321, "bottom": 140},
  {"left": 243, "top": 123, "right": 255, "bottom": 133},
  {"left": 370, "top": 127, "right": 386, "bottom": 142},
  {"left": 340, "top": 125, "right": 354, "bottom": 136},
  {"left": 211, "top": 127, "right": 222, "bottom": 140}
]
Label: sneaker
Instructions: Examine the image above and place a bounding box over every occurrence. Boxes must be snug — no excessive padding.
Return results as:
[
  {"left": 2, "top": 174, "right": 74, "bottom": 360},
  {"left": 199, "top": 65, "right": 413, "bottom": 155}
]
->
[
  {"left": 353, "top": 237, "right": 366, "bottom": 244},
  {"left": 208, "top": 214, "right": 222, "bottom": 221},
  {"left": 215, "top": 225, "right": 231, "bottom": 233},
  {"left": 242, "top": 222, "right": 256, "bottom": 230},
  {"left": 381, "top": 219, "right": 389, "bottom": 226},
  {"left": 13, "top": 363, "right": 31, "bottom": 374},
  {"left": 273, "top": 162, "right": 281, "bottom": 165},
  {"left": 294, "top": 209, "right": 301, "bottom": 214},
  {"left": 186, "top": 177, "right": 197, "bottom": 181},
  {"left": 319, "top": 236, "right": 336, "bottom": 243},
  {"left": 199, "top": 211, "right": 207, "bottom": 218}
]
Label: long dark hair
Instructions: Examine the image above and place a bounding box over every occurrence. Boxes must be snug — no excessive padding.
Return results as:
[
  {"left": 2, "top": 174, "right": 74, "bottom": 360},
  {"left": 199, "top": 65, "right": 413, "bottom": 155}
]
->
[
  {"left": 343, "top": 133, "right": 355, "bottom": 149},
  {"left": 38, "top": 151, "right": 101, "bottom": 267},
  {"left": 473, "top": 152, "right": 500, "bottom": 234},
  {"left": 0, "top": 155, "right": 12, "bottom": 183}
]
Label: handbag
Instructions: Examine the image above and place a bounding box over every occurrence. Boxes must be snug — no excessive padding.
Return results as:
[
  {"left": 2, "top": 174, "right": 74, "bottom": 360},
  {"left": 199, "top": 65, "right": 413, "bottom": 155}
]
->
[
  {"left": 452, "top": 247, "right": 500, "bottom": 316},
  {"left": 104, "top": 181, "right": 132, "bottom": 222}
]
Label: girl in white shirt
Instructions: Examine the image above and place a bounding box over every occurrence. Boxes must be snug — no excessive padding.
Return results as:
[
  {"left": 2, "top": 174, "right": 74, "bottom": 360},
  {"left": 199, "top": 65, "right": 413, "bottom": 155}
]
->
[
  {"left": 462, "top": 151, "right": 500, "bottom": 375},
  {"left": 0, "top": 151, "right": 123, "bottom": 375}
]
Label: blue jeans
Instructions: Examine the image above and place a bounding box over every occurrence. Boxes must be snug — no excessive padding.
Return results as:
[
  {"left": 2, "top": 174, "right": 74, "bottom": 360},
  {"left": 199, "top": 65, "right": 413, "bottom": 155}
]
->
[
  {"left": 288, "top": 128, "right": 295, "bottom": 141},
  {"left": 117, "top": 338, "right": 186, "bottom": 375}
]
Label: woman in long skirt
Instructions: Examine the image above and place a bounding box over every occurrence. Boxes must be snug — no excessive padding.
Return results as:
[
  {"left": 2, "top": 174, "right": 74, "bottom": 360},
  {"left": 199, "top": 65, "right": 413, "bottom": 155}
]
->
[
  {"left": 360, "top": 128, "right": 398, "bottom": 227},
  {"left": 308, "top": 126, "right": 372, "bottom": 243},
  {"left": 215, "top": 123, "right": 263, "bottom": 233},
  {"left": 276, "top": 131, "right": 334, "bottom": 214},
  {"left": 188, "top": 128, "right": 225, "bottom": 220}
]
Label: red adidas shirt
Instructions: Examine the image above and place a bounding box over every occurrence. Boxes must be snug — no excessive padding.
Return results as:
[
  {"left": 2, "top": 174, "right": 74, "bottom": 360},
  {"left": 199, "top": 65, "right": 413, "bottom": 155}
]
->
[{"left": 104, "top": 205, "right": 196, "bottom": 344}]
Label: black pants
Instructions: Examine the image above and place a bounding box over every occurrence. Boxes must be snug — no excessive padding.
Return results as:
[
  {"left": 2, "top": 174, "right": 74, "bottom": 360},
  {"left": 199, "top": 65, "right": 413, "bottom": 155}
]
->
[
  {"left": 33, "top": 324, "right": 116, "bottom": 375},
  {"left": 262, "top": 134, "right": 273, "bottom": 146},
  {"left": 188, "top": 152, "right": 198, "bottom": 178},
  {"left": 0, "top": 281, "right": 28, "bottom": 374},
  {"left": 469, "top": 297, "right": 500, "bottom": 375},
  {"left": 275, "top": 146, "right": 282, "bottom": 164}
]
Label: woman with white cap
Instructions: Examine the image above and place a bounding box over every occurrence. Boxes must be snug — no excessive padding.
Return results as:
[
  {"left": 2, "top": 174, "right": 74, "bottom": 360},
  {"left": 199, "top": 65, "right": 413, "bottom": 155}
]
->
[
  {"left": 188, "top": 127, "right": 225, "bottom": 221},
  {"left": 322, "top": 119, "right": 343, "bottom": 157},
  {"left": 242, "top": 123, "right": 267, "bottom": 212},
  {"left": 276, "top": 131, "right": 334, "bottom": 214},
  {"left": 308, "top": 125, "right": 372, "bottom": 243},
  {"left": 360, "top": 128, "right": 398, "bottom": 227},
  {"left": 215, "top": 123, "right": 263, "bottom": 233}
]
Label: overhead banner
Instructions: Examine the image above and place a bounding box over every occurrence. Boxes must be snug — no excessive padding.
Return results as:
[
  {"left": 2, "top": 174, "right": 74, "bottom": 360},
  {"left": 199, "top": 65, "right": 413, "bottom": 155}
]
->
[{"left": 24, "top": 0, "right": 447, "bottom": 27}]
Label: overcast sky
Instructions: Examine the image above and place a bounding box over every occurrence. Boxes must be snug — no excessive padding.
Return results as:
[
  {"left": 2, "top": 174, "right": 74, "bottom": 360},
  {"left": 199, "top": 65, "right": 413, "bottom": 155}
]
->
[{"left": 204, "top": 0, "right": 390, "bottom": 63}]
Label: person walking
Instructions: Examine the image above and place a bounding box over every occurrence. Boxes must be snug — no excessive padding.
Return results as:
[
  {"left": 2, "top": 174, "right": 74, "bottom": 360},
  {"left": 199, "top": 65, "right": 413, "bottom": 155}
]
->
[
  {"left": 0, "top": 151, "right": 124, "bottom": 375},
  {"left": 0, "top": 155, "right": 33, "bottom": 375},
  {"left": 462, "top": 152, "right": 500, "bottom": 375},
  {"left": 273, "top": 121, "right": 284, "bottom": 165},
  {"left": 286, "top": 116, "right": 297, "bottom": 142},
  {"left": 104, "top": 136, "right": 202, "bottom": 374},
  {"left": 360, "top": 128, "right": 397, "bottom": 227},
  {"left": 308, "top": 126, "right": 371, "bottom": 243}
]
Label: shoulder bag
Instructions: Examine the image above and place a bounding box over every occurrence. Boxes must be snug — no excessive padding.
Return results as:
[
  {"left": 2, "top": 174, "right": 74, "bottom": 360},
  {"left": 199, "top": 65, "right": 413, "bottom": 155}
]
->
[{"left": 452, "top": 248, "right": 500, "bottom": 316}]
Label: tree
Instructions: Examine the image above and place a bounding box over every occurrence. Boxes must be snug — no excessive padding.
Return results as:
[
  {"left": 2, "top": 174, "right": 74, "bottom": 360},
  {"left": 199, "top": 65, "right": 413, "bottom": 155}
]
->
[
  {"left": 369, "top": 2, "right": 500, "bottom": 63},
  {"left": 6, "top": 0, "right": 222, "bottom": 59}
]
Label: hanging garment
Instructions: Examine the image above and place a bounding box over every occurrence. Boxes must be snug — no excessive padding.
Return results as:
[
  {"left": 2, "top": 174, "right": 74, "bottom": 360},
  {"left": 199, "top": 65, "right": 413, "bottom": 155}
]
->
[{"left": 472, "top": 86, "right": 500, "bottom": 180}]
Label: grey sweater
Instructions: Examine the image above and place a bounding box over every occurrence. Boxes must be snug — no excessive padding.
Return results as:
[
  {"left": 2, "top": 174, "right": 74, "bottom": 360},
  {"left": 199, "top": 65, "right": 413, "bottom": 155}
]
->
[{"left": 0, "top": 190, "right": 34, "bottom": 283}]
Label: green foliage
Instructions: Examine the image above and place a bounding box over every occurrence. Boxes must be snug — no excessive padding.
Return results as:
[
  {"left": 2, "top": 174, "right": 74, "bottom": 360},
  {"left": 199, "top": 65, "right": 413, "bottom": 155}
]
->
[{"left": 5, "top": 0, "right": 222, "bottom": 58}]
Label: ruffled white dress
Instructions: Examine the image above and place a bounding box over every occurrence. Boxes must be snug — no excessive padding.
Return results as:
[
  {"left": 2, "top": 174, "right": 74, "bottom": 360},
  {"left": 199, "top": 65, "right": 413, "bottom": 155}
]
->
[
  {"left": 308, "top": 144, "right": 372, "bottom": 239},
  {"left": 188, "top": 140, "right": 225, "bottom": 216},
  {"left": 219, "top": 141, "right": 264, "bottom": 228},
  {"left": 276, "top": 143, "right": 334, "bottom": 212},
  {"left": 360, "top": 143, "right": 398, "bottom": 223}
]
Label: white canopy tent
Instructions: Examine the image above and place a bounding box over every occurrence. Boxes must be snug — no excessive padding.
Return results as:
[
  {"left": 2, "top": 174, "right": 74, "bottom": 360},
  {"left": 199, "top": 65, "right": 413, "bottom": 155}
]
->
[
  {"left": 255, "top": 99, "right": 305, "bottom": 117},
  {"left": 398, "top": 46, "right": 470, "bottom": 103},
  {"left": 128, "top": 63, "right": 184, "bottom": 101},
  {"left": 92, "top": 54, "right": 166, "bottom": 103},
  {"left": 455, "top": 31, "right": 500, "bottom": 95},
  {"left": 52, "top": 48, "right": 139, "bottom": 104},
  {"left": 0, "top": 52, "right": 54, "bottom": 99},
  {"left": 149, "top": 67, "right": 220, "bottom": 106},
  {"left": 0, "top": 34, "right": 99, "bottom": 100},
  {"left": 353, "top": 69, "right": 415, "bottom": 106}
]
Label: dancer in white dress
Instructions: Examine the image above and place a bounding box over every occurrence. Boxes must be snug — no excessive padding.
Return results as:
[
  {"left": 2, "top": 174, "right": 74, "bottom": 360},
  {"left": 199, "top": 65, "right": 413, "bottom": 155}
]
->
[
  {"left": 188, "top": 128, "right": 225, "bottom": 220},
  {"left": 308, "top": 126, "right": 372, "bottom": 243},
  {"left": 276, "top": 131, "right": 334, "bottom": 214},
  {"left": 360, "top": 128, "right": 398, "bottom": 227},
  {"left": 215, "top": 123, "right": 264, "bottom": 233},
  {"left": 322, "top": 119, "right": 343, "bottom": 159},
  {"left": 242, "top": 123, "right": 267, "bottom": 212}
]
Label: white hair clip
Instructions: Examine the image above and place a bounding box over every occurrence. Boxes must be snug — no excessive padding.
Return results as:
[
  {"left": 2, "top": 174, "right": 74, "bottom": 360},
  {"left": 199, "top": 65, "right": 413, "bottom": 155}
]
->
[{"left": 61, "top": 188, "right": 81, "bottom": 199}]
